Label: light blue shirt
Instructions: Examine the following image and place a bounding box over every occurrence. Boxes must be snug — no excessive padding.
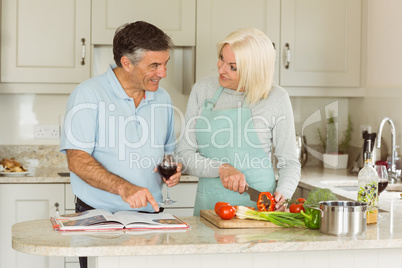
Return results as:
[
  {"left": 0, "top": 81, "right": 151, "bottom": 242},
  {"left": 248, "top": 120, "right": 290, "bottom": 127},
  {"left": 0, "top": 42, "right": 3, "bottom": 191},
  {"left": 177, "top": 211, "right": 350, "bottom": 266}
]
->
[{"left": 60, "top": 64, "right": 176, "bottom": 212}]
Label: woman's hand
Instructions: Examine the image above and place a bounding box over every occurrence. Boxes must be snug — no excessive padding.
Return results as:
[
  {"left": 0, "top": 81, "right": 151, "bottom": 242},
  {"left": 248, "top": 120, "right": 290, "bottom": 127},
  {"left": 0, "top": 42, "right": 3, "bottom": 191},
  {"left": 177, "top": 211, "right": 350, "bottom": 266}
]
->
[
  {"left": 273, "top": 191, "right": 287, "bottom": 212},
  {"left": 218, "top": 163, "right": 247, "bottom": 193}
]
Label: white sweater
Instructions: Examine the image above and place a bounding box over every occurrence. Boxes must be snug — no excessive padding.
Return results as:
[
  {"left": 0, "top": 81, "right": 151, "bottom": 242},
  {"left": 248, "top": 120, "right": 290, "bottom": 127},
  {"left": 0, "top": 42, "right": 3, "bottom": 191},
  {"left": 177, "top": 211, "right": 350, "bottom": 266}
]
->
[{"left": 176, "top": 77, "right": 301, "bottom": 198}]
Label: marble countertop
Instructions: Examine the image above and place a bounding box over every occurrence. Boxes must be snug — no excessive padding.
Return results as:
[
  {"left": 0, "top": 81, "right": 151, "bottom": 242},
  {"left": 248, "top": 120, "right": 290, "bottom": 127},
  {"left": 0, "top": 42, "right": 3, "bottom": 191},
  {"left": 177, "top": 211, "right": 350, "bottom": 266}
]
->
[
  {"left": 12, "top": 207, "right": 402, "bottom": 257},
  {"left": 11, "top": 167, "right": 402, "bottom": 257},
  {"left": 0, "top": 169, "right": 198, "bottom": 183}
]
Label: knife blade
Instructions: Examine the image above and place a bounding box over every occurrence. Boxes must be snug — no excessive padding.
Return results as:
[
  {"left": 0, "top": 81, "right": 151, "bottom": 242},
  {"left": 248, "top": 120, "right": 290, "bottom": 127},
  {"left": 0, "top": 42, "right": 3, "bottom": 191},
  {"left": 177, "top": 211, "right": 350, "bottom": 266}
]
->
[
  {"left": 244, "top": 186, "right": 261, "bottom": 202},
  {"left": 244, "top": 186, "right": 271, "bottom": 207}
]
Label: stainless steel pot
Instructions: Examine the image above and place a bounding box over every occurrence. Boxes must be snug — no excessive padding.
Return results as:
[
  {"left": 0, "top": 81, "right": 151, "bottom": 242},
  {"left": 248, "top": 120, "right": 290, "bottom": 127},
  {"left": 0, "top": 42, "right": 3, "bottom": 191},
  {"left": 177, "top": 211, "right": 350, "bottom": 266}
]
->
[{"left": 319, "top": 201, "right": 367, "bottom": 236}]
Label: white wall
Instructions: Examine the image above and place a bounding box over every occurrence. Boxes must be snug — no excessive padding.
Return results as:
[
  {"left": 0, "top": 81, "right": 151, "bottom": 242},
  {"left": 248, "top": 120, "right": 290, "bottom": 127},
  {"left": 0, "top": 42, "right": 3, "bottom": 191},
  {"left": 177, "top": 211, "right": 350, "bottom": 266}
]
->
[
  {"left": 11, "top": 0, "right": 402, "bottom": 148},
  {"left": 0, "top": 94, "right": 68, "bottom": 145},
  {"left": 349, "top": 0, "right": 402, "bottom": 158},
  {"left": 0, "top": 47, "right": 193, "bottom": 145}
]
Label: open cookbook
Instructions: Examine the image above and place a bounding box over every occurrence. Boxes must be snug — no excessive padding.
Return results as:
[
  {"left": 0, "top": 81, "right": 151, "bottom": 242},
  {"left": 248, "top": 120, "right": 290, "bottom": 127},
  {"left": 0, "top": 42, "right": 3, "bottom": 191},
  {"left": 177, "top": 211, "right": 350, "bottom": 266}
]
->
[{"left": 50, "top": 209, "right": 189, "bottom": 231}]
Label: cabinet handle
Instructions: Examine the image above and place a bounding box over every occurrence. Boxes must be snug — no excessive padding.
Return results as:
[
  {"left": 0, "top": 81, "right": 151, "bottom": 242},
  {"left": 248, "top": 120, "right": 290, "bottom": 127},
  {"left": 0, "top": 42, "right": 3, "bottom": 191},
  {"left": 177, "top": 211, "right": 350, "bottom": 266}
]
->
[
  {"left": 284, "top": 43, "right": 291, "bottom": 69},
  {"left": 81, "top": 38, "right": 86, "bottom": 65},
  {"left": 272, "top": 42, "right": 276, "bottom": 50}
]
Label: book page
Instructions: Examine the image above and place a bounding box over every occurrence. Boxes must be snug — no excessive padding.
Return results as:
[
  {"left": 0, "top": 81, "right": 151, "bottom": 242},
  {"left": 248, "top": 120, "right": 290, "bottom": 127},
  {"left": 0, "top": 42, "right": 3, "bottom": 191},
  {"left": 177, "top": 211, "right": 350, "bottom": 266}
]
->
[
  {"left": 58, "top": 209, "right": 123, "bottom": 230},
  {"left": 114, "top": 211, "right": 187, "bottom": 229}
]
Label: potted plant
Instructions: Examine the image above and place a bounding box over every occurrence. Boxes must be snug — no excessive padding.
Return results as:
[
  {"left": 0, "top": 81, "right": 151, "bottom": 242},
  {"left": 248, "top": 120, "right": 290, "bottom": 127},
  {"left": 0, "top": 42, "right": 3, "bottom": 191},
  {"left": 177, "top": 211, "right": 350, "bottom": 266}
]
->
[{"left": 317, "top": 111, "right": 353, "bottom": 169}]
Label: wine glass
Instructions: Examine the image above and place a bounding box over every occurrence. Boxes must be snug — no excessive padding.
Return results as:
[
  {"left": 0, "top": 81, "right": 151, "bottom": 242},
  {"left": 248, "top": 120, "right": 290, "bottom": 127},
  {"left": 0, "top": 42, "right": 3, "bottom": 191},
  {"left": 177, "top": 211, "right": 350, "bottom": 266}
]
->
[
  {"left": 375, "top": 165, "right": 389, "bottom": 196},
  {"left": 157, "top": 153, "right": 177, "bottom": 205}
]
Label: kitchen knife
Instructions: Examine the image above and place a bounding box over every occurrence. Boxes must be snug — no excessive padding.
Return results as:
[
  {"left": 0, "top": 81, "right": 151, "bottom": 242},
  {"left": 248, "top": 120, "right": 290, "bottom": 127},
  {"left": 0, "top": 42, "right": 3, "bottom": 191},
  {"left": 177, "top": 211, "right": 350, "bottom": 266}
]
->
[{"left": 244, "top": 186, "right": 271, "bottom": 207}]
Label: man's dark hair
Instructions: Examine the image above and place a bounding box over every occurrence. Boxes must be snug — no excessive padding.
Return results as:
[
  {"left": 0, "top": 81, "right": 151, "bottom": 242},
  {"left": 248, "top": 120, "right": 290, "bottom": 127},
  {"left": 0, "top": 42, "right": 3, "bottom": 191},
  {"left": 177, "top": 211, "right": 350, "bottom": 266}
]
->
[{"left": 113, "top": 21, "right": 174, "bottom": 67}]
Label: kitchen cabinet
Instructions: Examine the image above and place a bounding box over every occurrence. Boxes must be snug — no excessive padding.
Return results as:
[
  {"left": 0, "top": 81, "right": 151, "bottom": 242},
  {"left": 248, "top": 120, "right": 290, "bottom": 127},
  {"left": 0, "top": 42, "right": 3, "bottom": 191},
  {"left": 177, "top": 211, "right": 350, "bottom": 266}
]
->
[
  {"left": 0, "top": 0, "right": 91, "bottom": 86},
  {"left": 280, "top": 0, "right": 361, "bottom": 87},
  {"left": 196, "top": 0, "right": 361, "bottom": 91},
  {"left": 196, "top": 0, "right": 280, "bottom": 82},
  {"left": 162, "top": 182, "right": 197, "bottom": 216},
  {"left": 91, "top": 0, "right": 196, "bottom": 46},
  {"left": 0, "top": 184, "right": 66, "bottom": 268}
]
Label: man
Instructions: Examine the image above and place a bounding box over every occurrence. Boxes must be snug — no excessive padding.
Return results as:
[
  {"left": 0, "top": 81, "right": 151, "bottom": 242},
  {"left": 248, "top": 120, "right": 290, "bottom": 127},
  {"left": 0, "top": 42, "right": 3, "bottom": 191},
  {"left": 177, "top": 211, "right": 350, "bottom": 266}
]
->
[
  {"left": 60, "top": 20, "right": 181, "bottom": 217},
  {"left": 60, "top": 20, "right": 181, "bottom": 267}
]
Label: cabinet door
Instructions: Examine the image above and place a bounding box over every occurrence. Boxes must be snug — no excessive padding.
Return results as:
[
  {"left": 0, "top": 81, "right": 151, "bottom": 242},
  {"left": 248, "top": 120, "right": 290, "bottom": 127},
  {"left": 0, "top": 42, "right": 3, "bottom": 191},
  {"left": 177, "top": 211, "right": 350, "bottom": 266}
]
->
[
  {"left": 91, "top": 0, "right": 196, "bottom": 46},
  {"left": 162, "top": 183, "right": 197, "bottom": 216},
  {"left": 280, "top": 0, "right": 361, "bottom": 87},
  {"left": 196, "top": 0, "right": 280, "bottom": 81},
  {"left": 0, "top": 184, "right": 65, "bottom": 268},
  {"left": 1, "top": 0, "right": 91, "bottom": 83}
]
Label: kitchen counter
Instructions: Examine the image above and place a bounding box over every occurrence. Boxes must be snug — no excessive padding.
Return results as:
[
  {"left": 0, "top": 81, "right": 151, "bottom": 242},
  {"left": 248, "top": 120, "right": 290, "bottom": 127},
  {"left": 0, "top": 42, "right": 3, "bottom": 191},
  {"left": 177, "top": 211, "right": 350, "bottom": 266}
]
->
[
  {"left": 12, "top": 206, "right": 402, "bottom": 257},
  {"left": 0, "top": 169, "right": 198, "bottom": 183},
  {"left": 10, "top": 167, "right": 402, "bottom": 267}
]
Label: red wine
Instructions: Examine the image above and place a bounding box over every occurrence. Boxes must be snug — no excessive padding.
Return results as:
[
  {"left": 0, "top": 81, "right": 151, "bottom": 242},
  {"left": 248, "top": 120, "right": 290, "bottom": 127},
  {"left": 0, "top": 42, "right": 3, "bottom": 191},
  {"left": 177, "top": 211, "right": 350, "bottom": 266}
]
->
[
  {"left": 157, "top": 164, "right": 177, "bottom": 180},
  {"left": 378, "top": 180, "right": 389, "bottom": 194}
]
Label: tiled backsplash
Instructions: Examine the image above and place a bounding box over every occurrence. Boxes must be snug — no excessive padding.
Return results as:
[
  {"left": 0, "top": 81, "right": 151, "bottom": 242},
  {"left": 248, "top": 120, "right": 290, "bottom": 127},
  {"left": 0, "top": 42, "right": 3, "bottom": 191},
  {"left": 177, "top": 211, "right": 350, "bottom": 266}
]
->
[{"left": 0, "top": 145, "right": 67, "bottom": 171}]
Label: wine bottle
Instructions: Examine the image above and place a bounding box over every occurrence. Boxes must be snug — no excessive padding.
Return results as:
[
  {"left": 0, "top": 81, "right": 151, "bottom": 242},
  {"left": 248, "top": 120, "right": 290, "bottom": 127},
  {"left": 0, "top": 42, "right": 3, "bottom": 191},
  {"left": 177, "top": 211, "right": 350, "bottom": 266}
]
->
[{"left": 357, "top": 139, "right": 379, "bottom": 224}]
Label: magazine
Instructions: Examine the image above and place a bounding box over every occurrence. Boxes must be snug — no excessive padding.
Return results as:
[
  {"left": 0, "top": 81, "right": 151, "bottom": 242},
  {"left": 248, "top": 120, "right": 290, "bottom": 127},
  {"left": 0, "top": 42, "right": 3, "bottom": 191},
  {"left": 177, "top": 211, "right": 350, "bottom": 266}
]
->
[{"left": 50, "top": 209, "right": 189, "bottom": 231}]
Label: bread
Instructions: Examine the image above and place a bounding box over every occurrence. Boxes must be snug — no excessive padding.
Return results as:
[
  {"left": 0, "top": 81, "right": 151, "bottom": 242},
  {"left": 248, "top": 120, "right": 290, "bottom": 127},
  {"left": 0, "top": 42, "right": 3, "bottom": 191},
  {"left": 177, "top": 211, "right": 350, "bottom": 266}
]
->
[{"left": 0, "top": 158, "right": 27, "bottom": 172}]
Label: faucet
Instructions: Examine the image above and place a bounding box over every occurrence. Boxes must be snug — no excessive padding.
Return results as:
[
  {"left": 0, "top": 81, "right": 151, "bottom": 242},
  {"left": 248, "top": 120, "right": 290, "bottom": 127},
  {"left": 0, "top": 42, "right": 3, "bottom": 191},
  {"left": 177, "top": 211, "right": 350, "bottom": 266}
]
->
[{"left": 376, "top": 117, "right": 398, "bottom": 178}]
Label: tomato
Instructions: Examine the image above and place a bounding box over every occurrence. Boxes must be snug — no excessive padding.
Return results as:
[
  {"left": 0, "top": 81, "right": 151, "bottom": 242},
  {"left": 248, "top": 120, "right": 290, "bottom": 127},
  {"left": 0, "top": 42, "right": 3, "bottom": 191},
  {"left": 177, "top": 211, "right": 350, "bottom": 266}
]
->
[
  {"left": 289, "top": 203, "right": 305, "bottom": 213},
  {"left": 297, "top": 198, "right": 306, "bottom": 203},
  {"left": 214, "top": 202, "right": 230, "bottom": 214},
  {"left": 217, "top": 205, "right": 236, "bottom": 220}
]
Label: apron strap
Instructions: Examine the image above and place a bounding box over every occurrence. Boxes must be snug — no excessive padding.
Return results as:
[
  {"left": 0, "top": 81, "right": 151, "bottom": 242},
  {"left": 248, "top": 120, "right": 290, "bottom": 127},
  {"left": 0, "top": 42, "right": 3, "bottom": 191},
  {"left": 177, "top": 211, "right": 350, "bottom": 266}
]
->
[
  {"left": 203, "top": 87, "right": 224, "bottom": 110},
  {"left": 203, "top": 86, "right": 248, "bottom": 110}
]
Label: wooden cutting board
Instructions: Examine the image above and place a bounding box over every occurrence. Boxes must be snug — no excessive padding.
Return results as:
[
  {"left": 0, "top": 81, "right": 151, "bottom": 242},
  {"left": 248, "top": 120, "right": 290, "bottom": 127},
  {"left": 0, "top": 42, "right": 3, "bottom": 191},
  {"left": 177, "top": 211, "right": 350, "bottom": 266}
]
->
[{"left": 200, "top": 210, "right": 279, "bottom": 229}]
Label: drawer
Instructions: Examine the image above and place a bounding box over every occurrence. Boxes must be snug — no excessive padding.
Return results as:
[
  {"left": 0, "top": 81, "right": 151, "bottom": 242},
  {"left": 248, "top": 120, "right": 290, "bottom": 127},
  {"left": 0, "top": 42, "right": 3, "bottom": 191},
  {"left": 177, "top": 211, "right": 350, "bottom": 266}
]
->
[
  {"left": 162, "top": 183, "right": 197, "bottom": 208},
  {"left": 163, "top": 208, "right": 194, "bottom": 217}
]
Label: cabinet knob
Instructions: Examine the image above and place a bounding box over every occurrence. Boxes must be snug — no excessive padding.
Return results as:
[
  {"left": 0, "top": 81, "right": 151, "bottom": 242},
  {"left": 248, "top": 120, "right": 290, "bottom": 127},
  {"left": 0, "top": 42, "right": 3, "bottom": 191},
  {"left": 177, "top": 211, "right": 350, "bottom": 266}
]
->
[
  {"left": 284, "top": 43, "right": 291, "bottom": 69},
  {"left": 81, "top": 38, "right": 86, "bottom": 65}
]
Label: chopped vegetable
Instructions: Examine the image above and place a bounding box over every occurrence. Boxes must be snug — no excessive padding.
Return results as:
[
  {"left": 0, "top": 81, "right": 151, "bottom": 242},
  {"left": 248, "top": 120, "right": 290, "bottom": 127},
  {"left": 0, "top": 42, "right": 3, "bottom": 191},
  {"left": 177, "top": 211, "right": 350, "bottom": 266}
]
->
[
  {"left": 236, "top": 206, "right": 306, "bottom": 228},
  {"left": 300, "top": 208, "right": 321, "bottom": 229},
  {"left": 257, "top": 192, "right": 276, "bottom": 211}
]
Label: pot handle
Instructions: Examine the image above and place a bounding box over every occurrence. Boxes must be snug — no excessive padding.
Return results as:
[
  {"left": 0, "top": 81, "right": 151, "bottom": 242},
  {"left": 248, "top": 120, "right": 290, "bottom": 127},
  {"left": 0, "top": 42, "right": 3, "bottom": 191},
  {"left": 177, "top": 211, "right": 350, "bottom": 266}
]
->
[
  {"left": 305, "top": 205, "right": 324, "bottom": 217},
  {"left": 305, "top": 205, "right": 321, "bottom": 211}
]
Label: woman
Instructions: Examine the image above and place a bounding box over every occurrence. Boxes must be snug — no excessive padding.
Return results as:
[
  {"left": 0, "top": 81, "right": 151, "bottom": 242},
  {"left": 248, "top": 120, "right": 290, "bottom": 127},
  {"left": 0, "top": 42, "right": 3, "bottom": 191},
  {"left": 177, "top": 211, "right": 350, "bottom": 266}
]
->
[{"left": 177, "top": 28, "right": 300, "bottom": 215}]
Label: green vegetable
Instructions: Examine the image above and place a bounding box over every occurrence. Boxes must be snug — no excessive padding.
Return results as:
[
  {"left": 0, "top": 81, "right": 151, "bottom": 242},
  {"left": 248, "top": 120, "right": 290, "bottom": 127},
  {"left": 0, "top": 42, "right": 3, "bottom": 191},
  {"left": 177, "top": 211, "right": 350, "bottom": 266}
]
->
[
  {"left": 300, "top": 208, "right": 321, "bottom": 229},
  {"left": 301, "top": 187, "right": 337, "bottom": 229},
  {"left": 303, "top": 187, "right": 338, "bottom": 208},
  {"left": 236, "top": 206, "right": 306, "bottom": 228}
]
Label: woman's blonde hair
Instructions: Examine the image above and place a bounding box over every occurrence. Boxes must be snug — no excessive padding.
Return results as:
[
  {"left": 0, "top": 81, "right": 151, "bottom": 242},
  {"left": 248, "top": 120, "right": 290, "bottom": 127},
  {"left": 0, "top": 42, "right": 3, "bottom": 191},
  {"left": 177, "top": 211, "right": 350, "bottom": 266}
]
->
[{"left": 217, "top": 28, "right": 276, "bottom": 105}]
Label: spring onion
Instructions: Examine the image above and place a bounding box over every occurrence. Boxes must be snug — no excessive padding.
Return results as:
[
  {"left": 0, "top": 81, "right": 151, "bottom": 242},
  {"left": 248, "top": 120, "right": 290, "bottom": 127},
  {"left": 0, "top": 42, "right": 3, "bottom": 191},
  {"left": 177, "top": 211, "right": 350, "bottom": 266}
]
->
[{"left": 236, "top": 206, "right": 307, "bottom": 228}]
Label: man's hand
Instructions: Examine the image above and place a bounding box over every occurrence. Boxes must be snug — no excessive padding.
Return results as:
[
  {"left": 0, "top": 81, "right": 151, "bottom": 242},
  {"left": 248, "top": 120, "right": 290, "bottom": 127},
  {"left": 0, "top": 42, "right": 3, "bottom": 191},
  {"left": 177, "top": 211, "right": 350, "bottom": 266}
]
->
[
  {"left": 120, "top": 185, "right": 160, "bottom": 212},
  {"left": 218, "top": 163, "right": 247, "bottom": 193},
  {"left": 66, "top": 149, "right": 160, "bottom": 212}
]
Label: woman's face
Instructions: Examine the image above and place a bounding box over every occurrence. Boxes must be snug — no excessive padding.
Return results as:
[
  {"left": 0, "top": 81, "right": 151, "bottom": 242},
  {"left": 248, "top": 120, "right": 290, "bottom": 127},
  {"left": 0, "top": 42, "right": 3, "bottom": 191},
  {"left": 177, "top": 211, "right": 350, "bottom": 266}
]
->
[{"left": 217, "top": 44, "right": 239, "bottom": 90}]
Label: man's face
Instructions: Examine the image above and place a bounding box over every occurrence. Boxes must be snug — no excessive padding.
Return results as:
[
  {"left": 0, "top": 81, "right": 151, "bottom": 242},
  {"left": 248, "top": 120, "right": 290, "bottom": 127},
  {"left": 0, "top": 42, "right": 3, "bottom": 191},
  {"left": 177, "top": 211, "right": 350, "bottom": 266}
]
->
[{"left": 129, "top": 50, "right": 170, "bottom": 92}]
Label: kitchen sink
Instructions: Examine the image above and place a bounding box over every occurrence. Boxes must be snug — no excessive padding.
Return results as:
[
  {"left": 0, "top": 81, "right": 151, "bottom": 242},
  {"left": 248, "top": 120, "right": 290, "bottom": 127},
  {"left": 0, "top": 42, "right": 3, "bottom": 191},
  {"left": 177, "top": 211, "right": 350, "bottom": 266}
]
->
[
  {"left": 333, "top": 186, "right": 357, "bottom": 191},
  {"left": 321, "top": 179, "right": 402, "bottom": 192},
  {"left": 320, "top": 180, "right": 358, "bottom": 192}
]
